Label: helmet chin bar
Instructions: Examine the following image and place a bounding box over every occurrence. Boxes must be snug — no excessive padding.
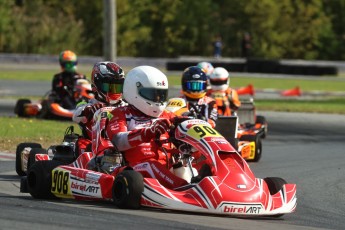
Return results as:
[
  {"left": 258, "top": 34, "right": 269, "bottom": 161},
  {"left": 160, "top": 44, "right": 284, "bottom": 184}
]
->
[
  {"left": 95, "top": 91, "right": 107, "bottom": 104},
  {"left": 108, "top": 99, "right": 120, "bottom": 105},
  {"left": 183, "top": 91, "right": 206, "bottom": 100}
]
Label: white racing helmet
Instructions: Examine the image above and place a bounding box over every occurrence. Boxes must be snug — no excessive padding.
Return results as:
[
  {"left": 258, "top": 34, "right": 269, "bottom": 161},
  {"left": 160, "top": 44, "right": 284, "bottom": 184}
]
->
[
  {"left": 209, "top": 67, "right": 229, "bottom": 91},
  {"left": 197, "top": 62, "right": 214, "bottom": 77},
  {"left": 123, "top": 66, "right": 169, "bottom": 117}
]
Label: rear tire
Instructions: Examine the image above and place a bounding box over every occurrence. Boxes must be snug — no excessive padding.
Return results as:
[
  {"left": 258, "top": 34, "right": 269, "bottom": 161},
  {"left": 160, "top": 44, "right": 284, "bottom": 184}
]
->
[
  {"left": 256, "top": 115, "right": 268, "bottom": 139},
  {"left": 38, "top": 100, "right": 52, "bottom": 119},
  {"left": 14, "top": 99, "right": 31, "bottom": 117},
  {"left": 27, "top": 160, "right": 61, "bottom": 199},
  {"left": 112, "top": 170, "right": 144, "bottom": 209},
  {"left": 240, "top": 135, "right": 262, "bottom": 162},
  {"left": 28, "top": 148, "right": 48, "bottom": 171},
  {"left": 15, "top": 143, "right": 42, "bottom": 176}
]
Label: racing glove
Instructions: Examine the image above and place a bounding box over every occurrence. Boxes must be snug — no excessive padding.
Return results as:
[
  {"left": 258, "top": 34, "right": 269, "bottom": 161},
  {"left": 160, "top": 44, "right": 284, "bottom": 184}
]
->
[
  {"left": 127, "top": 119, "right": 171, "bottom": 146},
  {"left": 82, "top": 103, "right": 104, "bottom": 120},
  {"left": 141, "top": 119, "right": 170, "bottom": 142}
]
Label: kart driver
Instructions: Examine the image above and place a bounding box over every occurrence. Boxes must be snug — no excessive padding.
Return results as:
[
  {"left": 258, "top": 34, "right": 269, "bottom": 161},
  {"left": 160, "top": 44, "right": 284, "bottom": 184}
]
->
[
  {"left": 105, "top": 66, "right": 190, "bottom": 189},
  {"left": 180, "top": 66, "right": 218, "bottom": 128},
  {"left": 73, "top": 61, "right": 126, "bottom": 141},
  {"left": 52, "top": 50, "right": 86, "bottom": 109},
  {"left": 207, "top": 67, "right": 241, "bottom": 116}
]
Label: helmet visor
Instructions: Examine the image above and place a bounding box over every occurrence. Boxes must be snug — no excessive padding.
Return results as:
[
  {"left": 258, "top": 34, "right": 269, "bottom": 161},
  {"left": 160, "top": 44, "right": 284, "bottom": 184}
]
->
[
  {"left": 185, "top": 81, "right": 206, "bottom": 92},
  {"left": 62, "top": 61, "right": 77, "bottom": 70},
  {"left": 139, "top": 88, "right": 168, "bottom": 103},
  {"left": 101, "top": 82, "right": 123, "bottom": 94},
  {"left": 210, "top": 79, "right": 228, "bottom": 86}
]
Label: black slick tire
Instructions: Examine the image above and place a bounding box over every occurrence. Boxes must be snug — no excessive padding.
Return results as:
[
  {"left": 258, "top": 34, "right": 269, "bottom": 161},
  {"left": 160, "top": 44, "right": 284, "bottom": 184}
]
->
[
  {"left": 256, "top": 115, "right": 268, "bottom": 138},
  {"left": 112, "top": 170, "right": 144, "bottom": 209},
  {"left": 27, "top": 160, "right": 61, "bottom": 199},
  {"left": 264, "top": 177, "right": 287, "bottom": 195},
  {"left": 14, "top": 99, "right": 31, "bottom": 117},
  {"left": 15, "top": 142, "right": 42, "bottom": 176}
]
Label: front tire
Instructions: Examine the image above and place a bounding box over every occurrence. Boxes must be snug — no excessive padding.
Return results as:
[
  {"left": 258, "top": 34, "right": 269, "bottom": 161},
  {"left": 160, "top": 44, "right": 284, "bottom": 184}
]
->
[
  {"left": 264, "top": 177, "right": 287, "bottom": 195},
  {"left": 27, "top": 160, "right": 61, "bottom": 199},
  {"left": 264, "top": 177, "right": 288, "bottom": 218},
  {"left": 256, "top": 115, "right": 268, "bottom": 139},
  {"left": 15, "top": 143, "right": 42, "bottom": 176},
  {"left": 112, "top": 170, "right": 144, "bottom": 209}
]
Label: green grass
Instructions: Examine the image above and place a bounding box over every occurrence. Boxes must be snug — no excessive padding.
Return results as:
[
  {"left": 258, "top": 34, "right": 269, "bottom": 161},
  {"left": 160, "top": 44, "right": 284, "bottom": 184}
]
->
[
  {"left": 0, "top": 117, "right": 78, "bottom": 153},
  {"left": 255, "top": 98, "right": 345, "bottom": 114},
  {"left": 168, "top": 75, "right": 345, "bottom": 92},
  {"left": 2, "top": 69, "right": 345, "bottom": 92},
  {"left": 231, "top": 77, "right": 345, "bottom": 92},
  {"left": 1, "top": 70, "right": 57, "bottom": 81},
  {"left": 1, "top": 68, "right": 92, "bottom": 81}
]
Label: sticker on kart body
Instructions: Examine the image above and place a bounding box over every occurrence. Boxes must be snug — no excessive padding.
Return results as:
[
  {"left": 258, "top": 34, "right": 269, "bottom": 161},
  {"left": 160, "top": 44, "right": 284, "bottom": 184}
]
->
[
  {"left": 51, "top": 169, "right": 73, "bottom": 198},
  {"left": 70, "top": 180, "right": 101, "bottom": 197},
  {"left": 219, "top": 202, "right": 264, "bottom": 214},
  {"left": 85, "top": 172, "right": 102, "bottom": 184},
  {"left": 167, "top": 98, "right": 186, "bottom": 108},
  {"left": 186, "top": 124, "right": 222, "bottom": 140},
  {"left": 94, "top": 108, "right": 114, "bottom": 122},
  {"left": 51, "top": 169, "right": 102, "bottom": 198},
  {"left": 165, "top": 98, "right": 187, "bottom": 113},
  {"left": 249, "top": 142, "right": 256, "bottom": 158}
]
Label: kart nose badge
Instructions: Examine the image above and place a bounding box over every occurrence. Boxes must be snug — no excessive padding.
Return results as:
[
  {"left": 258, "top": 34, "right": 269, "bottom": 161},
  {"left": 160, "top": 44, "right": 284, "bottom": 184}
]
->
[{"left": 237, "top": 184, "right": 247, "bottom": 189}]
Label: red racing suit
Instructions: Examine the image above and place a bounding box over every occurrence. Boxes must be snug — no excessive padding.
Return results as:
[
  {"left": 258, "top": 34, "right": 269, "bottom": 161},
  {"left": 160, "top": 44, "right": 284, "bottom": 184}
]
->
[
  {"left": 73, "top": 98, "right": 127, "bottom": 140},
  {"left": 105, "top": 105, "right": 190, "bottom": 189},
  {"left": 106, "top": 105, "right": 175, "bottom": 167}
]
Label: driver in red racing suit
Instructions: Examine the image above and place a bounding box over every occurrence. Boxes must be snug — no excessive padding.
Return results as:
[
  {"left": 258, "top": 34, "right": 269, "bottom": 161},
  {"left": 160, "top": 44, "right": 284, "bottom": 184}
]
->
[
  {"left": 72, "top": 61, "right": 126, "bottom": 156},
  {"left": 105, "top": 66, "right": 189, "bottom": 189},
  {"left": 73, "top": 61, "right": 126, "bottom": 140}
]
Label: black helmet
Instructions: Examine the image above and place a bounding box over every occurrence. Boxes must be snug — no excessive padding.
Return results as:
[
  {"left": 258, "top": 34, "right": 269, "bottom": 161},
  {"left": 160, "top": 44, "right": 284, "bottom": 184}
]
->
[
  {"left": 91, "top": 62, "right": 125, "bottom": 104},
  {"left": 181, "top": 66, "right": 207, "bottom": 99}
]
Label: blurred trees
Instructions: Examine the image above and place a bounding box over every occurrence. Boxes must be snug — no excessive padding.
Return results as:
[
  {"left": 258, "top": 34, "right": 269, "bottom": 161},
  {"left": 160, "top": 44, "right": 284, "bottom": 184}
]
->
[
  {"left": 1, "top": 0, "right": 345, "bottom": 60},
  {"left": 0, "top": 0, "right": 85, "bottom": 54}
]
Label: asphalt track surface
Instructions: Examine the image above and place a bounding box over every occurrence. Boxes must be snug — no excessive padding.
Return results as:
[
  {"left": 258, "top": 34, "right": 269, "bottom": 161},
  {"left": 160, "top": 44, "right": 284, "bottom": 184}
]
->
[{"left": 1, "top": 81, "right": 345, "bottom": 229}]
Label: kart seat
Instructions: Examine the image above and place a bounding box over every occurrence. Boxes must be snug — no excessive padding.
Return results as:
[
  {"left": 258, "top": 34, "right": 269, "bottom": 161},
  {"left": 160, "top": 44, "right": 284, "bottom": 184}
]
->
[
  {"left": 215, "top": 116, "right": 239, "bottom": 149},
  {"left": 52, "top": 145, "right": 77, "bottom": 164},
  {"left": 236, "top": 101, "right": 255, "bottom": 124}
]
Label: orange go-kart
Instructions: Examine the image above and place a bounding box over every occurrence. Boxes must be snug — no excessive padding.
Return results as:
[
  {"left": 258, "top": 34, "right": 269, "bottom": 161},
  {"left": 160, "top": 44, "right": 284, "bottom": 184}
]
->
[{"left": 14, "top": 79, "right": 94, "bottom": 120}]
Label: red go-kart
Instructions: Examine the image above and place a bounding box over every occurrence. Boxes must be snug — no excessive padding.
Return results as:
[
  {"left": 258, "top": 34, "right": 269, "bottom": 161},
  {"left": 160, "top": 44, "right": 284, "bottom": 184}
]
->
[{"left": 18, "top": 107, "right": 296, "bottom": 217}]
